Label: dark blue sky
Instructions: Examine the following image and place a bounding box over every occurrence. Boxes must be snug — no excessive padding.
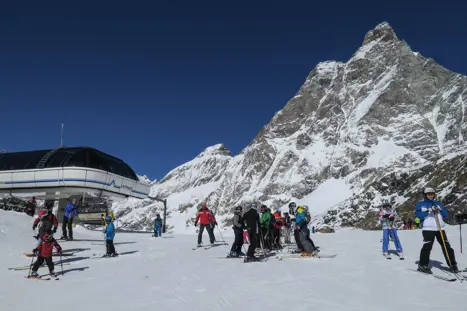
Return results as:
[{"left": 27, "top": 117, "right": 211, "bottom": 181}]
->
[{"left": 0, "top": 0, "right": 466, "bottom": 180}]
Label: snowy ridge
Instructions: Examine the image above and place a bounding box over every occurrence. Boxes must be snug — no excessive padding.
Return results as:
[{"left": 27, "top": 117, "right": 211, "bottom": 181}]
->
[{"left": 116, "top": 22, "right": 467, "bottom": 232}]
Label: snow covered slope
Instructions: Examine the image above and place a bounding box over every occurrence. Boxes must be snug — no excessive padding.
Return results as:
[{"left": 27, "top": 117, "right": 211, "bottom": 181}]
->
[
  {"left": 117, "top": 22, "right": 467, "bottom": 232},
  {"left": 1, "top": 210, "right": 466, "bottom": 311}
]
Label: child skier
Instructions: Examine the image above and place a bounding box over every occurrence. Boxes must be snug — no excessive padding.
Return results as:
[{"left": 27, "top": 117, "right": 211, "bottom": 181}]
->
[
  {"left": 378, "top": 202, "right": 404, "bottom": 259},
  {"left": 104, "top": 216, "right": 118, "bottom": 257},
  {"left": 295, "top": 205, "right": 318, "bottom": 256},
  {"left": 228, "top": 206, "right": 245, "bottom": 257},
  {"left": 30, "top": 230, "right": 62, "bottom": 278},
  {"left": 416, "top": 187, "right": 458, "bottom": 273},
  {"left": 154, "top": 214, "right": 162, "bottom": 237}
]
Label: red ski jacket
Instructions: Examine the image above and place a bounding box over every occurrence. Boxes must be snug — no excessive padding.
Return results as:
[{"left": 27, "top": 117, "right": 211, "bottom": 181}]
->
[
  {"left": 33, "top": 214, "right": 58, "bottom": 230},
  {"left": 195, "top": 209, "right": 215, "bottom": 225},
  {"left": 35, "top": 238, "right": 62, "bottom": 257}
]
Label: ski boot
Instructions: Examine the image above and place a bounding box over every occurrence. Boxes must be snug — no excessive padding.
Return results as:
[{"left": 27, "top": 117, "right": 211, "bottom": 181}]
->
[
  {"left": 244, "top": 256, "right": 260, "bottom": 263},
  {"left": 227, "top": 251, "right": 240, "bottom": 258},
  {"left": 383, "top": 252, "right": 391, "bottom": 259},
  {"left": 450, "top": 264, "right": 459, "bottom": 273},
  {"left": 110, "top": 253, "right": 119, "bottom": 257},
  {"left": 398, "top": 252, "right": 404, "bottom": 260},
  {"left": 417, "top": 265, "right": 432, "bottom": 274},
  {"left": 30, "top": 271, "right": 39, "bottom": 278}
]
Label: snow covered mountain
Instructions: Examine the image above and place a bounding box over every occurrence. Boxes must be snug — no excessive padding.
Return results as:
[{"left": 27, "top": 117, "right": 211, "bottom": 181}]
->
[{"left": 116, "top": 22, "right": 467, "bottom": 232}]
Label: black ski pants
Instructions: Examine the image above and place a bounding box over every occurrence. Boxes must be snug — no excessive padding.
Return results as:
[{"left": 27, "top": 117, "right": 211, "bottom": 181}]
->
[
  {"left": 419, "top": 230, "right": 457, "bottom": 267},
  {"left": 294, "top": 229, "right": 304, "bottom": 251},
  {"left": 106, "top": 240, "right": 116, "bottom": 255},
  {"left": 198, "top": 224, "right": 215, "bottom": 244},
  {"left": 62, "top": 216, "right": 73, "bottom": 239},
  {"left": 247, "top": 230, "right": 258, "bottom": 257},
  {"left": 32, "top": 256, "right": 54, "bottom": 272},
  {"left": 230, "top": 227, "right": 244, "bottom": 253}
]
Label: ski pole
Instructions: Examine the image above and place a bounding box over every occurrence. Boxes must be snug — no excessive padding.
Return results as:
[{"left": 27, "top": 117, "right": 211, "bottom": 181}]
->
[
  {"left": 60, "top": 252, "right": 64, "bottom": 276},
  {"left": 460, "top": 223, "right": 463, "bottom": 254},
  {"left": 215, "top": 225, "right": 227, "bottom": 245},
  {"left": 433, "top": 207, "right": 453, "bottom": 267},
  {"left": 27, "top": 252, "right": 35, "bottom": 278}
]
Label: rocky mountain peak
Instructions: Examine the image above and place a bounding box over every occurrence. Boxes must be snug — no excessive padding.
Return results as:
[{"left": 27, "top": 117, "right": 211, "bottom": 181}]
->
[
  {"left": 363, "top": 21, "right": 399, "bottom": 46},
  {"left": 197, "top": 144, "right": 232, "bottom": 158}
]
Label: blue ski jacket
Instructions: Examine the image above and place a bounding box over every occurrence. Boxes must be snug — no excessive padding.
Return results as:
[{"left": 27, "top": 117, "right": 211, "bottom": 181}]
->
[{"left": 105, "top": 222, "right": 115, "bottom": 240}]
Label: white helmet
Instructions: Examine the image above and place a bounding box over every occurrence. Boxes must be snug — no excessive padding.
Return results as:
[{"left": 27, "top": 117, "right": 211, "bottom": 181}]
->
[{"left": 424, "top": 187, "right": 436, "bottom": 194}]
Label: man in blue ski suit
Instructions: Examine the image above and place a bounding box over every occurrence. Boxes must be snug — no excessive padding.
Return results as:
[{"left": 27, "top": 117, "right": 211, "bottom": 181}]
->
[
  {"left": 415, "top": 187, "right": 458, "bottom": 274},
  {"left": 154, "top": 214, "right": 162, "bottom": 237},
  {"left": 61, "top": 198, "right": 78, "bottom": 240}
]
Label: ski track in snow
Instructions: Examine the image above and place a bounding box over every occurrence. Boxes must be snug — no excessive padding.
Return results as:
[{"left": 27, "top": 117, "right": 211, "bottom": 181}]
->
[{"left": 1, "top": 210, "right": 465, "bottom": 311}]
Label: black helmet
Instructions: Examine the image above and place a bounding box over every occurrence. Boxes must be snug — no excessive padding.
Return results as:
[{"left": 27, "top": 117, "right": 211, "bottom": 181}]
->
[{"left": 235, "top": 206, "right": 242, "bottom": 212}]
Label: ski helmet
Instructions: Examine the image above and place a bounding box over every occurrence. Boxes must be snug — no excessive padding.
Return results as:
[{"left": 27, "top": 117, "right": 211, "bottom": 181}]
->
[
  {"left": 42, "top": 233, "right": 52, "bottom": 241},
  {"left": 424, "top": 187, "right": 435, "bottom": 194},
  {"left": 38, "top": 209, "right": 47, "bottom": 218},
  {"left": 235, "top": 206, "right": 242, "bottom": 212},
  {"left": 248, "top": 203, "right": 257, "bottom": 210}
]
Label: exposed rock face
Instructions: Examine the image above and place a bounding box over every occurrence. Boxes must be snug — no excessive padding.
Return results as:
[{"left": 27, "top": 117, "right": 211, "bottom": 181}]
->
[{"left": 116, "top": 22, "right": 467, "bottom": 232}]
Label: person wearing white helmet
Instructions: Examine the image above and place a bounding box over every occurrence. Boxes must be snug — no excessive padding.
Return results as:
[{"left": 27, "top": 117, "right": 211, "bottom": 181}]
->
[{"left": 415, "top": 187, "right": 458, "bottom": 274}]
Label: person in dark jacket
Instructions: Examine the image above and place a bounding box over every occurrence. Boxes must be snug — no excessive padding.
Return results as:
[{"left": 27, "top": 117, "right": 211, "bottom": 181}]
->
[
  {"left": 61, "top": 198, "right": 78, "bottom": 241},
  {"left": 194, "top": 202, "right": 216, "bottom": 246},
  {"left": 104, "top": 216, "right": 118, "bottom": 257},
  {"left": 33, "top": 208, "right": 58, "bottom": 246},
  {"left": 283, "top": 212, "right": 292, "bottom": 244},
  {"left": 154, "top": 214, "right": 162, "bottom": 237},
  {"left": 30, "top": 231, "right": 62, "bottom": 278},
  {"left": 25, "top": 197, "right": 37, "bottom": 217},
  {"left": 242, "top": 203, "right": 261, "bottom": 262},
  {"left": 228, "top": 206, "right": 245, "bottom": 257}
]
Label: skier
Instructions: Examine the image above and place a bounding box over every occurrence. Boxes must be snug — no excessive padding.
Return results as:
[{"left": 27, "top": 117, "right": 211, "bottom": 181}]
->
[
  {"left": 61, "top": 198, "right": 78, "bottom": 241},
  {"left": 24, "top": 197, "right": 36, "bottom": 217},
  {"left": 416, "top": 187, "right": 459, "bottom": 274},
  {"left": 32, "top": 206, "right": 58, "bottom": 246},
  {"left": 30, "top": 231, "right": 62, "bottom": 278},
  {"left": 272, "top": 208, "right": 283, "bottom": 248},
  {"left": 154, "top": 214, "right": 162, "bottom": 237},
  {"left": 283, "top": 212, "right": 292, "bottom": 244},
  {"left": 378, "top": 202, "right": 403, "bottom": 259},
  {"left": 260, "top": 205, "right": 273, "bottom": 250},
  {"left": 288, "top": 202, "right": 297, "bottom": 216},
  {"left": 104, "top": 216, "right": 118, "bottom": 257},
  {"left": 228, "top": 206, "right": 245, "bottom": 257},
  {"left": 194, "top": 202, "right": 216, "bottom": 246},
  {"left": 295, "top": 205, "right": 318, "bottom": 256},
  {"left": 242, "top": 203, "right": 261, "bottom": 262}
]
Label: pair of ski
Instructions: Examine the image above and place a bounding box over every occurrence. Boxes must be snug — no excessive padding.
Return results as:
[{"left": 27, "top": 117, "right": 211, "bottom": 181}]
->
[
  {"left": 25, "top": 273, "right": 60, "bottom": 281},
  {"left": 9, "top": 263, "right": 70, "bottom": 271},
  {"left": 192, "top": 241, "right": 228, "bottom": 250},
  {"left": 23, "top": 252, "right": 74, "bottom": 257},
  {"left": 407, "top": 268, "right": 466, "bottom": 283}
]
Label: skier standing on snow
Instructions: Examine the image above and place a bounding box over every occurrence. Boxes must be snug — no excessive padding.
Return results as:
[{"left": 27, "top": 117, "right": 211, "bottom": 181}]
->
[
  {"left": 378, "top": 202, "right": 403, "bottom": 259},
  {"left": 32, "top": 203, "right": 58, "bottom": 246},
  {"left": 272, "top": 208, "right": 283, "bottom": 248},
  {"left": 61, "top": 198, "right": 78, "bottom": 241},
  {"left": 104, "top": 216, "right": 118, "bottom": 257},
  {"left": 154, "top": 214, "right": 162, "bottom": 237},
  {"left": 194, "top": 202, "right": 216, "bottom": 246},
  {"left": 25, "top": 197, "right": 37, "bottom": 217},
  {"left": 30, "top": 230, "right": 62, "bottom": 278},
  {"left": 295, "top": 205, "right": 318, "bottom": 256},
  {"left": 228, "top": 206, "right": 245, "bottom": 257},
  {"left": 242, "top": 203, "right": 261, "bottom": 262},
  {"left": 283, "top": 211, "right": 292, "bottom": 244},
  {"left": 416, "top": 187, "right": 459, "bottom": 274},
  {"left": 260, "top": 205, "right": 273, "bottom": 250}
]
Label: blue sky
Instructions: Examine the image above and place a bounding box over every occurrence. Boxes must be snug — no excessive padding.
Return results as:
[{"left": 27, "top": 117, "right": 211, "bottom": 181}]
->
[{"left": 0, "top": 0, "right": 466, "bottom": 180}]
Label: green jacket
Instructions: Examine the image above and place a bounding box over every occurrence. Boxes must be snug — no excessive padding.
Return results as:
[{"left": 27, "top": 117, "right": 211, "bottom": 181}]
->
[{"left": 260, "top": 211, "right": 272, "bottom": 228}]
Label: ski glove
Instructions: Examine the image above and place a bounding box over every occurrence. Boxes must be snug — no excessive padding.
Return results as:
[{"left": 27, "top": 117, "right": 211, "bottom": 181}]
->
[
  {"left": 32, "top": 226, "right": 36, "bottom": 231},
  {"left": 194, "top": 222, "right": 198, "bottom": 227},
  {"left": 33, "top": 249, "right": 39, "bottom": 255},
  {"left": 53, "top": 228, "right": 57, "bottom": 234}
]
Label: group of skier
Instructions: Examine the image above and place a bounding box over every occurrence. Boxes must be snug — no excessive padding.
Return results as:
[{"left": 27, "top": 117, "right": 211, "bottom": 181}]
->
[
  {"left": 377, "top": 187, "right": 459, "bottom": 274},
  {"left": 27, "top": 199, "right": 118, "bottom": 279}
]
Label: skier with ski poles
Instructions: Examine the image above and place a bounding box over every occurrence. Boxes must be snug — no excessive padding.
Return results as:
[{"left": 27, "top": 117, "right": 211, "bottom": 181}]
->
[
  {"left": 416, "top": 187, "right": 459, "bottom": 274},
  {"left": 29, "top": 230, "right": 62, "bottom": 279},
  {"left": 378, "top": 201, "right": 404, "bottom": 259},
  {"left": 242, "top": 203, "right": 262, "bottom": 262},
  {"left": 228, "top": 206, "right": 245, "bottom": 257}
]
